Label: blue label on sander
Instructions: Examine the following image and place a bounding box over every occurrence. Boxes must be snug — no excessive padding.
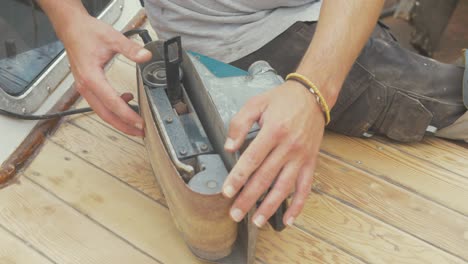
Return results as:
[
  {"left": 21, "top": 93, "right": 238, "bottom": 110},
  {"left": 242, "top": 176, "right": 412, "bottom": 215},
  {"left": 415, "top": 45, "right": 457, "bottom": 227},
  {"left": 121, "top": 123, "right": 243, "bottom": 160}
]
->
[{"left": 187, "top": 51, "right": 248, "bottom": 78}]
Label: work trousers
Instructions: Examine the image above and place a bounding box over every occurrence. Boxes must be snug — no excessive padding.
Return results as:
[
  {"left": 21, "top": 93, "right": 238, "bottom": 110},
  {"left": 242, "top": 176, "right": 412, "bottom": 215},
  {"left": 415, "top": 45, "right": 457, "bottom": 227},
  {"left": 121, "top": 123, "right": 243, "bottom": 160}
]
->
[{"left": 231, "top": 21, "right": 467, "bottom": 142}]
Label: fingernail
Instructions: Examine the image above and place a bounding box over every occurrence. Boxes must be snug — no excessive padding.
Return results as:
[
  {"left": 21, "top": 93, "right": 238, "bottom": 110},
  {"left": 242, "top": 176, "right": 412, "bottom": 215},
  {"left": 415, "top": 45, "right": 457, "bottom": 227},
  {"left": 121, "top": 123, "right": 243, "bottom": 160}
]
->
[
  {"left": 224, "top": 138, "right": 235, "bottom": 150},
  {"left": 223, "top": 185, "right": 236, "bottom": 198},
  {"left": 135, "top": 122, "right": 144, "bottom": 130},
  {"left": 230, "top": 208, "right": 243, "bottom": 222},
  {"left": 253, "top": 215, "right": 266, "bottom": 228},
  {"left": 137, "top": 49, "right": 151, "bottom": 59},
  {"left": 286, "top": 217, "right": 295, "bottom": 227}
]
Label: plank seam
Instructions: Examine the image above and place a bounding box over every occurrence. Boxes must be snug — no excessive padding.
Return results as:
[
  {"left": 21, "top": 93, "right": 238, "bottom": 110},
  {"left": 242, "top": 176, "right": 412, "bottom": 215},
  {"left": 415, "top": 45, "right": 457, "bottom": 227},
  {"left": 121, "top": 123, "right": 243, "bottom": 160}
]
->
[
  {"left": 48, "top": 138, "right": 167, "bottom": 208},
  {"left": 315, "top": 190, "right": 468, "bottom": 262},
  {"left": 0, "top": 221, "right": 58, "bottom": 264},
  {"left": 373, "top": 137, "right": 468, "bottom": 181},
  {"left": 23, "top": 176, "right": 165, "bottom": 264},
  {"left": 293, "top": 223, "right": 372, "bottom": 264},
  {"left": 319, "top": 150, "right": 468, "bottom": 217},
  {"left": 67, "top": 120, "right": 145, "bottom": 157},
  {"left": 47, "top": 127, "right": 365, "bottom": 264},
  {"left": 344, "top": 138, "right": 465, "bottom": 188},
  {"left": 72, "top": 116, "right": 145, "bottom": 146}
]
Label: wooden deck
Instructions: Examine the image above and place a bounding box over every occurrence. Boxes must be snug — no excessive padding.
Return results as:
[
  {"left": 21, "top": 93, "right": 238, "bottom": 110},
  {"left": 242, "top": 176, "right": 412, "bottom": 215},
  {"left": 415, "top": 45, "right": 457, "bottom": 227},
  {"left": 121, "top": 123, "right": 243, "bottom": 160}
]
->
[{"left": 1, "top": 24, "right": 468, "bottom": 264}]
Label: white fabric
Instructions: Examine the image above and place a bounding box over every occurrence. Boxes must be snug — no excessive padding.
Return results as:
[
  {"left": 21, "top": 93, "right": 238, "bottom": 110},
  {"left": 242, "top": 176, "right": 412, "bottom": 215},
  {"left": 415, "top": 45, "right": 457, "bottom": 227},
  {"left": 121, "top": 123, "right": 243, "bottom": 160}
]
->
[{"left": 144, "top": 0, "right": 322, "bottom": 62}]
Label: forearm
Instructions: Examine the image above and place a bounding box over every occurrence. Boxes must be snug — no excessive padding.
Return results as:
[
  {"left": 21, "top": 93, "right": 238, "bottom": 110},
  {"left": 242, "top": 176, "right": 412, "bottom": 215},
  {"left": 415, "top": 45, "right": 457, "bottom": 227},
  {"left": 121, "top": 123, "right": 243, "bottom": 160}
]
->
[
  {"left": 296, "top": 0, "right": 384, "bottom": 107},
  {"left": 35, "top": 0, "right": 90, "bottom": 39}
]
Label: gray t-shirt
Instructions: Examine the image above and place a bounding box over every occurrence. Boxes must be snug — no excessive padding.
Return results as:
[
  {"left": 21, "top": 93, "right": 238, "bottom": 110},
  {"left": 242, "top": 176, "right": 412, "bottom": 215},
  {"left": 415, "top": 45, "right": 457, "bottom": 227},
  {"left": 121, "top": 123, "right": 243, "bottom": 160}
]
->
[{"left": 145, "top": 0, "right": 322, "bottom": 62}]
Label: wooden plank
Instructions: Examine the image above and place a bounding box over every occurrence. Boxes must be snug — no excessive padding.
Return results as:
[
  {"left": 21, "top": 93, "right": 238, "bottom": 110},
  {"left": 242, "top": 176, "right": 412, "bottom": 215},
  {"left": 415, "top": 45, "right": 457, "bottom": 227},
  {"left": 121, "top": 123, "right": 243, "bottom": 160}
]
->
[
  {"left": 297, "top": 193, "right": 465, "bottom": 264},
  {"left": 0, "top": 179, "right": 158, "bottom": 264},
  {"left": 257, "top": 225, "right": 364, "bottom": 264},
  {"left": 49, "top": 119, "right": 163, "bottom": 202},
  {"left": 0, "top": 227, "right": 52, "bottom": 264},
  {"left": 48, "top": 113, "right": 361, "bottom": 264},
  {"left": 24, "top": 141, "right": 208, "bottom": 264},
  {"left": 375, "top": 136, "right": 468, "bottom": 178},
  {"left": 321, "top": 132, "right": 468, "bottom": 215},
  {"left": 314, "top": 153, "right": 468, "bottom": 261}
]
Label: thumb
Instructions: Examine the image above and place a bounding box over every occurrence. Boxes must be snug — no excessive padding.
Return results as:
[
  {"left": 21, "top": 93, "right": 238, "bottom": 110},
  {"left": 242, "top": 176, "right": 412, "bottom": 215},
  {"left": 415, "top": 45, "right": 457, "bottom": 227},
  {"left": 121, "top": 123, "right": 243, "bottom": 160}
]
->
[{"left": 117, "top": 35, "right": 152, "bottom": 63}]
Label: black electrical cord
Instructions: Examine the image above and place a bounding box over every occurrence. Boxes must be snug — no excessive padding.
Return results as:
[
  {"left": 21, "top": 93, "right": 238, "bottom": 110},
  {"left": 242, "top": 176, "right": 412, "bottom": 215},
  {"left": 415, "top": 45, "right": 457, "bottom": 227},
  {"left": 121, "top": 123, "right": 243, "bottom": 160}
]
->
[
  {"left": 0, "top": 28, "right": 149, "bottom": 121},
  {"left": 0, "top": 105, "right": 139, "bottom": 121}
]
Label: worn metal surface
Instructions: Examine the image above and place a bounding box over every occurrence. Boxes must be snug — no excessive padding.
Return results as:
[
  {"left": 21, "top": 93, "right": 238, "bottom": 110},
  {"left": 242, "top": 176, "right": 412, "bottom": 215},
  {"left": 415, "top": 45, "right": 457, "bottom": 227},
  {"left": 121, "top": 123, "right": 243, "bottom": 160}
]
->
[
  {"left": 0, "top": 0, "right": 124, "bottom": 114},
  {"left": 188, "top": 154, "right": 228, "bottom": 195}
]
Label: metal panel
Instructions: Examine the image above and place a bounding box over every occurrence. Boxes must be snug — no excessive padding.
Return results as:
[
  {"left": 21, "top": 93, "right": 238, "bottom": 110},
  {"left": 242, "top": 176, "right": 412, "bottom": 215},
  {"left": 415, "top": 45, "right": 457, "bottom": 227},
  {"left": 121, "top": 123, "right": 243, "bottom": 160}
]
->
[{"left": 0, "top": 0, "right": 125, "bottom": 114}]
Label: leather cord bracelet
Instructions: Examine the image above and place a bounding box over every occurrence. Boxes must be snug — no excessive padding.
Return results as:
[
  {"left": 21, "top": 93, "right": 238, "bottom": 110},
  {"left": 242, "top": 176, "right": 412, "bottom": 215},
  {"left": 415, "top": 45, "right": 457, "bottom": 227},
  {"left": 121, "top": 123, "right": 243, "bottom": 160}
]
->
[{"left": 285, "top": 73, "right": 331, "bottom": 125}]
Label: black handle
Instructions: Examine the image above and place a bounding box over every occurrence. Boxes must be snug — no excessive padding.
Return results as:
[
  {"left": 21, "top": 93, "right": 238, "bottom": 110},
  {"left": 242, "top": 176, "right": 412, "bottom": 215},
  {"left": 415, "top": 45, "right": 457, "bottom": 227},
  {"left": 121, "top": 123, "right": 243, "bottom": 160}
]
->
[{"left": 164, "top": 36, "right": 183, "bottom": 105}]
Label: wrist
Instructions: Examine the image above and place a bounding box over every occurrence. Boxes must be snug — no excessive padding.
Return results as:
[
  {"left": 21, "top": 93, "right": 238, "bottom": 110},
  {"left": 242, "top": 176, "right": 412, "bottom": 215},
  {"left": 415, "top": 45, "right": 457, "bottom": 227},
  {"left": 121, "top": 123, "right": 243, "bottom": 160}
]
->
[
  {"left": 37, "top": 0, "right": 90, "bottom": 41},
  {"left": 285, "top": 74, "right": 332, "bottom": 125},
  {"left": 293, "top": 69, "right": 343, "bottom": 109}
]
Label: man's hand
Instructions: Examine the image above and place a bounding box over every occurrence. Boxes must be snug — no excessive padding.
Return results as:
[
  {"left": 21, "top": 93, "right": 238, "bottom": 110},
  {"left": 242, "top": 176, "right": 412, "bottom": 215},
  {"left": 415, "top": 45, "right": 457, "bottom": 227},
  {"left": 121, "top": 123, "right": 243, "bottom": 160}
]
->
[
  {"left": 63, "top": 15, "right": 152, "bottom": 136},
  {"left": 221, "top": 0, "right": 385, "bottom": 227},
  {"left": 222, "top": 80, "right": 326, "bottom": 227},
  {"left": 37, "top": 0, "right": 152, "bottom": 136}
]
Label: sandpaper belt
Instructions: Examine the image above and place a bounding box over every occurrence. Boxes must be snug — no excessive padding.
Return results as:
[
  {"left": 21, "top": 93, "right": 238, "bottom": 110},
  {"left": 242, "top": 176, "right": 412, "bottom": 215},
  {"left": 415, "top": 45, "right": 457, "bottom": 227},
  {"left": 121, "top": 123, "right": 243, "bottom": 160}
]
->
[{"left": 138, "top": 74, "right": 238, "bottom": 260}]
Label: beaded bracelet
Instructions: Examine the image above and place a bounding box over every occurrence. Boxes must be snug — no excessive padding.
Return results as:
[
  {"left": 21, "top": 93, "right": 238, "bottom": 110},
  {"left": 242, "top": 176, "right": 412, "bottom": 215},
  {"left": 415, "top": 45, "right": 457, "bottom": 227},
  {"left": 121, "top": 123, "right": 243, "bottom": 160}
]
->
[{"left": 285, "top": 73, "right": 331, "bottom": 125}]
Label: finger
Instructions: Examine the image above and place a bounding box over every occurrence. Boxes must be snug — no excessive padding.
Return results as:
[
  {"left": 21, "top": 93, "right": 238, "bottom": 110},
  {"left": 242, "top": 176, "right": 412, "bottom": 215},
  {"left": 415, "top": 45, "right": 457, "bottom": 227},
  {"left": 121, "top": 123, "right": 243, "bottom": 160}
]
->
[
  {"left": 283, "top": 159, "right": 316, "bottom": 227},
  {"left": 225, "top": 96, "right": 267, "bottom": 152},
  {"left": 116, "top": 34, "right": 152, "bottom": 63},
  {"left": 85, "top": 68, "right": 144, "bottom": 130},
  {"left": 81, "top": 88, "right": 144, "bottom": 136},
  {"left": 222, "top": 125, "right": 277, "bottom": 199},
  {"left": 227, "top": 144, "right": 289, "bottom": 222},
  {"left": 252, "top": 161, "right": 301, "bottom": 227}
]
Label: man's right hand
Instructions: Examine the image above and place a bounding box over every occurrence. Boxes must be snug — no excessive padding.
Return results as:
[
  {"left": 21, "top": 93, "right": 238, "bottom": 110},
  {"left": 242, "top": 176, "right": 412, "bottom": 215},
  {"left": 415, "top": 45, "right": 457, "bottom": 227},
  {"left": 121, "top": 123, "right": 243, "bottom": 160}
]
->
[
  {"left": 62, "top": 15, "right": 152, "bottom": 136},
  {"left": 38, "top": 0, "right": 152, "bottom": 136}
]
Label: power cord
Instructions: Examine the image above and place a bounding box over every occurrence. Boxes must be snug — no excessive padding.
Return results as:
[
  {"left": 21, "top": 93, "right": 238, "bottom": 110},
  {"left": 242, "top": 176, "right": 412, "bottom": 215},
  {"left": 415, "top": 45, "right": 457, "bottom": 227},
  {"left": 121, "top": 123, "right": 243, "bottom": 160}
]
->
[
  {"left": 0, "top": 28, "right": 150, "bottom": 121},
  {"left": 0, "top": 105, "right": 139, "bottom": 121}
]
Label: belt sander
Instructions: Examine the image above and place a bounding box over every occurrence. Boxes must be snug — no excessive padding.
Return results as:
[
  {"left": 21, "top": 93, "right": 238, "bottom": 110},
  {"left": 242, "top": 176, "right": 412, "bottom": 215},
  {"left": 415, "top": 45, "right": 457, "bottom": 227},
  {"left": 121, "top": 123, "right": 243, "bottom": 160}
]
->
[{"left": 134, "top": 30, "right": 287, "bottom": 263}]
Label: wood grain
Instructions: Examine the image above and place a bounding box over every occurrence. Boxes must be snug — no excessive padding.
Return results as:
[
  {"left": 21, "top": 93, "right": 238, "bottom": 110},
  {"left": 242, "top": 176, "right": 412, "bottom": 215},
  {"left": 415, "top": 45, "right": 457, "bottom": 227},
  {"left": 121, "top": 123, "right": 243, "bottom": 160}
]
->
[
  {"left": 256, "top": 225, "right": 364, "bottom": 264},
  {"left": 297, "top": 193, "right": 465, "bottom": 264},
  {"left": 0, "top": 179, "right": 158, "bottom": 264},
  {"left": 49, "top": 118, "right": 163, "bottom": 202},
  {"left": 17, "top": 41, "right": 464, "bottom": 264},
  {"left": 314, "top": 153, "right": 468, "bottom": 261},
  {"left": 375, "top": 136, "right": 468, "bottom": 178},
  {"left": 321, "top": 132, "right": 468, "bottom": 215},
  {"left": 47, "top": 107, "right": 361, "bottom": 264},
  {"left": 0, "top": 227, "right": 52, "bottom": 264},
  {"left": 24, "top": 141, "right": 208, "bottom": 264}
]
